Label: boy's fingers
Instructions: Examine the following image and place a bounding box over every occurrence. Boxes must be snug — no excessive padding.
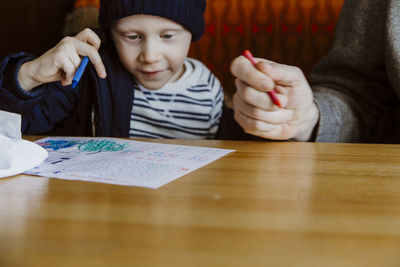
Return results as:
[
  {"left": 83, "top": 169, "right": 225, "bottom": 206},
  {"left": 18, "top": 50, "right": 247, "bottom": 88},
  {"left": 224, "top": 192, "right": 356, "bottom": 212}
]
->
[
  {"left": 60, "top": 60, "right": 76, "bottom": 86},
  {"left": 69, "top": 52, "right": 82, "bottom": 69},
  {"left": 70, "top": 38, "right": 107, "bottom": 78},
  {"left": 75, "top": 28, "right": 102, "bottom": 50},
  {"left": 230, "top": 56, "right": 275, "bottom": 92}
]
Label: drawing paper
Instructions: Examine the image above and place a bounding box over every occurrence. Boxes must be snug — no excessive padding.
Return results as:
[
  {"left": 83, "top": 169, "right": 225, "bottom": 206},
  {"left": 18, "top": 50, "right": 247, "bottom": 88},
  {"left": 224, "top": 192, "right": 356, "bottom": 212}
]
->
[{"left": 26, "top": 137, "right": 234, "bottom": 188}]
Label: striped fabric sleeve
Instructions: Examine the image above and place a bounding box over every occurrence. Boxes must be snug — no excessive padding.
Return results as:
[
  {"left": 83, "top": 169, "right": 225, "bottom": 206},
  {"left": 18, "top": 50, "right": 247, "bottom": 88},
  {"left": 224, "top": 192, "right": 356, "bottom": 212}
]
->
[{"left": 129, "top": 58, "right": 223, "bottom": 139}]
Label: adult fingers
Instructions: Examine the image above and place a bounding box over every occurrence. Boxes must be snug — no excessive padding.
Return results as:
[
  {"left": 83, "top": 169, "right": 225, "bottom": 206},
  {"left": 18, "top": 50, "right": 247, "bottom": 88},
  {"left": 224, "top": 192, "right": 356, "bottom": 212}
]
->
[
  {"left": 233, "top": 105, "right": 276, "bottom": 133},
  {"left": 233, "top": 92, "right": 293, "bottom": 125},
  {"left": 233, "top": 106, "right": 296, "bottom": 140},
  {"left": 248, "top": 128, "right": 295, "bottom": 140},
  {"left": 230, "top": 56, "right": 275, "bottom": 93},
  {"left": 256, "top": 61, "right": 306, "bottom": 87},
  {"left": 234, "top": 78, "right": 284, "bottom": 111}
]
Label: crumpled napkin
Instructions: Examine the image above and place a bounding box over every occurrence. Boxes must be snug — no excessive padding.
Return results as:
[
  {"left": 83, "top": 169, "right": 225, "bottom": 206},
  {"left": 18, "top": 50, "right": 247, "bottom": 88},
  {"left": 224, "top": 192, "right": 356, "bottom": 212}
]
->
[{"left": 0, "top": 110, "right": 48, "bottom": 178}]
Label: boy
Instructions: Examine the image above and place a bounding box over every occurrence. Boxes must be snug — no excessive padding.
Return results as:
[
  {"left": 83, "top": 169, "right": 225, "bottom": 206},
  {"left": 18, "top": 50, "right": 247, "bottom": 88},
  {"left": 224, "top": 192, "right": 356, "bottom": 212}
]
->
[{"left": 0, "top": 0, "right": 223, "bottom": 139}]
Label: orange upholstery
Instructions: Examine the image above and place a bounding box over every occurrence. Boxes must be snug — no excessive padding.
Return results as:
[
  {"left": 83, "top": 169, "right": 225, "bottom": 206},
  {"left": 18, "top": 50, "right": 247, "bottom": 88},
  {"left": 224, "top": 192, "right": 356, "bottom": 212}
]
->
[
  {"left": 68, "top": 0, "right": 345, "bottom": 101},
  {"left": 188, "top": 0, "right": 345, "bottom": 100},
  {"left": 74, "top": 0, "right": 100, "bottom": 9}
]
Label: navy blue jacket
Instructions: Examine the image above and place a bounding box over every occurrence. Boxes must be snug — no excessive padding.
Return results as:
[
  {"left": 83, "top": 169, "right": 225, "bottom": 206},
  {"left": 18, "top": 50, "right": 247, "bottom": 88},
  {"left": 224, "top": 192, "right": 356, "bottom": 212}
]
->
[{"left": 0, "top": 46, "right": 135, "bottom": 137}]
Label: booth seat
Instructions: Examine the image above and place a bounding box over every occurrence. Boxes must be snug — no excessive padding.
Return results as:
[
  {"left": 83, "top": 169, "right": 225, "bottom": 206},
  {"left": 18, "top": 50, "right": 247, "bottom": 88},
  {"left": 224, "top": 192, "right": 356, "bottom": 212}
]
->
[
  {"left": 64, "top": 0, "right": 345, "bottom": 104},
  {"left": 189, "top": 0, "right": 345, "bottom": 104}
]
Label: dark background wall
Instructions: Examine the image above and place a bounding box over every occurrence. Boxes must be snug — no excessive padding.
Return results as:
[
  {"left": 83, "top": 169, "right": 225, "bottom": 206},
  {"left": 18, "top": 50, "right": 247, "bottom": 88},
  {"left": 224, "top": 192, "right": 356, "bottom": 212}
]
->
[{"left": 0, "top": 0, "right": 74, "bottom": 59}]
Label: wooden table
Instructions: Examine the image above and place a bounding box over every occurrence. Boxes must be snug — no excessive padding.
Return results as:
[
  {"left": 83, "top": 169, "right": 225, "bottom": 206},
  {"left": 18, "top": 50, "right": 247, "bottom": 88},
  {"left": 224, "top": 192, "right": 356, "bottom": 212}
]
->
[{"left": 1, "top": 138, "right": 400, "bottom": 267}]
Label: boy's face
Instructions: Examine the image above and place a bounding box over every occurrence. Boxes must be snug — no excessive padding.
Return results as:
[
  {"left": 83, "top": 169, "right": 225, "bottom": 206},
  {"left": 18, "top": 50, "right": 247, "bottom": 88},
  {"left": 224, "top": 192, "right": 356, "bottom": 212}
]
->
[{"left": 111, "top": 15, "right": 192, "bottom": 90}]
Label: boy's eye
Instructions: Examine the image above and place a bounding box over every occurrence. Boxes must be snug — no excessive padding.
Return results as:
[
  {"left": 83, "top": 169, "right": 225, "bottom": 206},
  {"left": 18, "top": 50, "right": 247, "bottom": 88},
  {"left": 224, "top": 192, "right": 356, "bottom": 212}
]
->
[
  {"left": 127, "top": 34, "right": 139, "bottom": 40},
  {"left": 162, "top": 34, "right": 173, "bottom": 39}
]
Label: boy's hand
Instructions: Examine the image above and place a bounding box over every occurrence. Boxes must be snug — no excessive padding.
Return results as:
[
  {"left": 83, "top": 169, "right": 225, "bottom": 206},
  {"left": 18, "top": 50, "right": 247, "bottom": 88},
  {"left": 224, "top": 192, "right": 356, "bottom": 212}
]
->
[
  {"left": 18, "top": 28, "right": 107, "bottom": 91},
  {"left": 230, "top": 56, "right": 319, "bottom": 141}
]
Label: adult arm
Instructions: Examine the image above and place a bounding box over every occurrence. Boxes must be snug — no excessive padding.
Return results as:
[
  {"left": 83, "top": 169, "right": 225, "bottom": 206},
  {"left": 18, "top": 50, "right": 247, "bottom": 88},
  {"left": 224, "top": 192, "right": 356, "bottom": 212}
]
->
[{"left": 311, "top": 0, "right": 396, "bottom": 142}]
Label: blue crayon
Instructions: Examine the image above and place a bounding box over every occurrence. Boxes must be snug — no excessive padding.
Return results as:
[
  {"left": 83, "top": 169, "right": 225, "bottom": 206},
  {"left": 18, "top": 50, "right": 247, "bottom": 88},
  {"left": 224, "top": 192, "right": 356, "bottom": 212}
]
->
[{"left": 72, "top": 56, "right": 89, "bottom": 88}]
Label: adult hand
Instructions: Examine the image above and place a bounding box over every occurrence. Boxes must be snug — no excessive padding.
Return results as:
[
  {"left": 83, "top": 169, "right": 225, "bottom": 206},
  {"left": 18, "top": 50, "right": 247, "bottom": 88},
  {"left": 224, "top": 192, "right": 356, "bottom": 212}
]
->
[
  {"left": 230, "top": 56, "right": 319, "bottom": 141},
  {"left": 18, "top": 28, "right": 107, "bottom": 91}
]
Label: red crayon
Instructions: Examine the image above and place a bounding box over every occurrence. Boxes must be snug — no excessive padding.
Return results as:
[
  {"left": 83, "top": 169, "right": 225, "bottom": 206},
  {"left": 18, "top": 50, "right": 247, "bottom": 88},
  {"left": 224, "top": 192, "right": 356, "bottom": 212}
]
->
[{"left": 242, "top": 50, "right": 282, "bottom": 108}]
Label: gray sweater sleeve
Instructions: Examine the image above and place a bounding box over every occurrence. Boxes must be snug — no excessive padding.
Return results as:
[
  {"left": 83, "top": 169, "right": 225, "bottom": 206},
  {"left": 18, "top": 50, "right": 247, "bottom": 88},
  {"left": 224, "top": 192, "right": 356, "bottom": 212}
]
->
[{"left": 311, "top": 0, "right": 398, "bottom": 143}]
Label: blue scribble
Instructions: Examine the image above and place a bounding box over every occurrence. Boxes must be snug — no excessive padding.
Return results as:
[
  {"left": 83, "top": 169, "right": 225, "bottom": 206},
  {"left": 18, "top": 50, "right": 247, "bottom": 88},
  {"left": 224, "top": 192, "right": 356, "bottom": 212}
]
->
[{"left": 38, "top": 140, "right": 78, "bottom": 151}]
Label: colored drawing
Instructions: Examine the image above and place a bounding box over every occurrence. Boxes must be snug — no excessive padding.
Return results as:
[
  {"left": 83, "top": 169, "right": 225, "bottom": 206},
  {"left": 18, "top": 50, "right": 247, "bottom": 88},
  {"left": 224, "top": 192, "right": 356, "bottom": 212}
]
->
[
  {"left": 146, "top": 151, "right": 178, "bottom": 160},
  {"left": 78, "top": 139, "right": 129, "bottom": 153},
  {"left": 37, "top": 140, "right": 78, "bottom": 151},
  {"left": 28, "top": 137, "right": 234, "bottom": 188},
  {"left": 119, "top": 149, "right": 145, "bottom": 155}
]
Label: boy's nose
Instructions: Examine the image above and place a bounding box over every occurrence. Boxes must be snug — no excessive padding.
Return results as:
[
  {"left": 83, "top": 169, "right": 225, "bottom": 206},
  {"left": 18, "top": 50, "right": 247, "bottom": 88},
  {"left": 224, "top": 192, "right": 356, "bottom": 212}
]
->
[{"left": 140, "top": 41, "right": 162, "bottom": 63}]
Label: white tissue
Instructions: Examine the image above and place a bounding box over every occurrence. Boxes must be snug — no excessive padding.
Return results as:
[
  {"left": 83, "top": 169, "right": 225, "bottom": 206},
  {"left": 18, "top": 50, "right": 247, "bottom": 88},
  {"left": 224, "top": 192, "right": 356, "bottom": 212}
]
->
[{"left": 0, "top": 110, "right": 48, "bottom": 178}]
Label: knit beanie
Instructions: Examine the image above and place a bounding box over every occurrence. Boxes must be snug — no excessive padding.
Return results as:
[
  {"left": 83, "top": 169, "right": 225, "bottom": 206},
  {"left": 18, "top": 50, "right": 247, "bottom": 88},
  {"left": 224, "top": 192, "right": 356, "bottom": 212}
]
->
[{"left": 99, "top": 0, "right": 206, "bottom": 41}]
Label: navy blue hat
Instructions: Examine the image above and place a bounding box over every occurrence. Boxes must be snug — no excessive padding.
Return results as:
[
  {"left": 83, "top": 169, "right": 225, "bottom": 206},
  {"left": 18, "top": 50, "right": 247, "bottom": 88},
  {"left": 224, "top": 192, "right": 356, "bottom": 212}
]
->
[{"left": 99, "top": 0, "right": 206, "bottom": 41}]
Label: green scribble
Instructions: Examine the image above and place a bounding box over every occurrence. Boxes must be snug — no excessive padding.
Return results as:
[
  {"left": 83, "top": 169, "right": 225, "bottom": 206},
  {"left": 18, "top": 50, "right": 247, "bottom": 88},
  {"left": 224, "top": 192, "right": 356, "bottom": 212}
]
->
[{"left": 78, "top": 139, "right": 128, "bottom": 152}]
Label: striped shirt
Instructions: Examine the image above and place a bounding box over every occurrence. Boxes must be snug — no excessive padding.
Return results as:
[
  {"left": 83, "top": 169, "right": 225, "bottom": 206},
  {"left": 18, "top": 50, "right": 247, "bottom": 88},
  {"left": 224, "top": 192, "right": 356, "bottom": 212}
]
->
[{"left": 129, "top": 58, "right": 223, "bottom": 139}]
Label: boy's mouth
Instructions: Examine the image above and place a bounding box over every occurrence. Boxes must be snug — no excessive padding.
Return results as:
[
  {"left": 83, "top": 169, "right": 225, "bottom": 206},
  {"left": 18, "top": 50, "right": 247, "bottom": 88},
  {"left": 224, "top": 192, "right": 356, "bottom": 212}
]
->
[{"left": 139, "top": 70, "right": 163, "bottom": 76}]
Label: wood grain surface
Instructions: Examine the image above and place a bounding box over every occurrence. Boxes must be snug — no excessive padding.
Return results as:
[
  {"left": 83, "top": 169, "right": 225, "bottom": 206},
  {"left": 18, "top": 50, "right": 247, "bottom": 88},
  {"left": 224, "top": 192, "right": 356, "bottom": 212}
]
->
[{"left": 1, "top": 138, "right": 400, "bottom": 267}]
